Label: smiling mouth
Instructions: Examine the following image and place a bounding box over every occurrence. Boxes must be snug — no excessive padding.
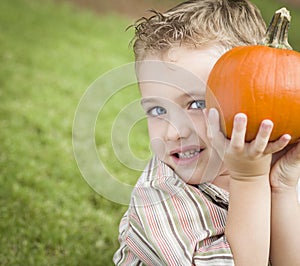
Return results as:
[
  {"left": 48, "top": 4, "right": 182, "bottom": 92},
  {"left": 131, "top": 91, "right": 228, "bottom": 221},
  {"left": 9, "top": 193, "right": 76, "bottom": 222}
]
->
[{"left": 174, "top": 149, "right": 204, "bottom": 159}]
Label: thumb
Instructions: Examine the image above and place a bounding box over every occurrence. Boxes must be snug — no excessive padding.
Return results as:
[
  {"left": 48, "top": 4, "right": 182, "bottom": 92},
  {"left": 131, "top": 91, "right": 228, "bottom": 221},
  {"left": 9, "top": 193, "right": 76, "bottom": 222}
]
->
[{"left": 206, "top": 108, "right": 227, "bottom": 159}]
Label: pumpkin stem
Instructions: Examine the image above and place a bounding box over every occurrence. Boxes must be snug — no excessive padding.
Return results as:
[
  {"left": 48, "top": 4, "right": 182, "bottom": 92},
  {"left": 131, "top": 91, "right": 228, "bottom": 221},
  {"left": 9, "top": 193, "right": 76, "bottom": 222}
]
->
[{"left": 263, "top": 7, "right": 293, "bottom": 50}]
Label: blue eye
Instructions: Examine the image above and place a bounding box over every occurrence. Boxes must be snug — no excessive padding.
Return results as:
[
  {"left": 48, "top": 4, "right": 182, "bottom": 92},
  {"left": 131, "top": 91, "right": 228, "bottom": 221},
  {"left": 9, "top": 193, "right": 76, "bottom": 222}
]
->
[
  {"left": 189, "top": 100, "right": 206, "bottom": 109},
  {"left": 147, "top": 106, "right": 167, "bottom": 117}
]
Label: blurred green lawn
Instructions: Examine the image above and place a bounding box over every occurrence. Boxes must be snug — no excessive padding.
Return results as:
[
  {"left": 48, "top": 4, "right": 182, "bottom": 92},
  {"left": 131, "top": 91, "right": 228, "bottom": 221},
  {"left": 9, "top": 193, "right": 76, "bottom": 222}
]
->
[
  {"left": 0, "top": 0, "right": 299, "bottom": 265},
  {"left": 0, "top": 0, "right": 148, "bottom": 265}
]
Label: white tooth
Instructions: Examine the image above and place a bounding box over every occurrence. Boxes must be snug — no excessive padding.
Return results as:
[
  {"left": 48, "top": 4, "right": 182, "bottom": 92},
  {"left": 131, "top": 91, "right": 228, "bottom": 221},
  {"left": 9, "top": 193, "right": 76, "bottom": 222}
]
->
[{"left": 178, "top": 149, "right": 201, "bottom": 159}]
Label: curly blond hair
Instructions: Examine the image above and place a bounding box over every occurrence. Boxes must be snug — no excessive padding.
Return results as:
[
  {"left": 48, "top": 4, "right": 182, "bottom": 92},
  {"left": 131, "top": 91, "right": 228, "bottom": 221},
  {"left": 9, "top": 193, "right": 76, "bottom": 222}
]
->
[{"left": 132, "top": 0, "right": 266, "bottom": 60}]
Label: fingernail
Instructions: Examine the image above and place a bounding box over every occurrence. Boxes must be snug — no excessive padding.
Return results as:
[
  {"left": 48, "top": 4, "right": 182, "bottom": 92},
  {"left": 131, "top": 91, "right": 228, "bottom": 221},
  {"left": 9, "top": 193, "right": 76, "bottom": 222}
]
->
[
  {"left": 283, "top": 134, "right": 291, "bottom": 141},
  {"left": 234, "top": 113, "right": 247, "bottom": 122},
  {"left": 261, "top": 119, "right": 273, "bottom": 130}
]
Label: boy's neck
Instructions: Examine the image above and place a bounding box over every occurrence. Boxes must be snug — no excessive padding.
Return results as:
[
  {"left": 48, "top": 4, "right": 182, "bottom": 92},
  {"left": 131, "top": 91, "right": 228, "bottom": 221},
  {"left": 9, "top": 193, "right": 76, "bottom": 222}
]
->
[{"left": 212, "top": 174, "right": 230, "bottom": 192}]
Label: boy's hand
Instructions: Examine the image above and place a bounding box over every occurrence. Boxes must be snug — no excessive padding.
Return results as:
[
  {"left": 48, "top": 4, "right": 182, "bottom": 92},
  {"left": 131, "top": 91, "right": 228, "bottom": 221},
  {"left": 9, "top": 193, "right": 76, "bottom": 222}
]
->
[
  {"left": 270, "top": 140, "right": 300, "bottom": 190},
  {"left": 207, "top": 109, "right": 290, "bottom": 181}
]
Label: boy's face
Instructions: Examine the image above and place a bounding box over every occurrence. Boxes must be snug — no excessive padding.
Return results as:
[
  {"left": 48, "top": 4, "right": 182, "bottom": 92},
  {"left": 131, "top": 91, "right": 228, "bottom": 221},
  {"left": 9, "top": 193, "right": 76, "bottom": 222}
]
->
[{"left": 138, "top": 44, "right": 228, "bottom": 184}]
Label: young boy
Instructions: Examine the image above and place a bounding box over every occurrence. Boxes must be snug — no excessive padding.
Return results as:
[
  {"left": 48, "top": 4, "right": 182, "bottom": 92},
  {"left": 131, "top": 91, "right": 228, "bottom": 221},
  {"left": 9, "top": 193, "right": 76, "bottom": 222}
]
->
[{"left": 113, "top": 0, "right": 300, "bottom": 265}]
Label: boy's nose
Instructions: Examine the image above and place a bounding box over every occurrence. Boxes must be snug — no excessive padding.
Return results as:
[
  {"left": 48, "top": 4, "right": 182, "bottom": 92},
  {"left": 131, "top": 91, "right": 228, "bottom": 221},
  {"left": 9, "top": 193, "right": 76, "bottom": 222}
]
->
[{"left": 165, "top": 118, "right": 191, "bottom": 141}]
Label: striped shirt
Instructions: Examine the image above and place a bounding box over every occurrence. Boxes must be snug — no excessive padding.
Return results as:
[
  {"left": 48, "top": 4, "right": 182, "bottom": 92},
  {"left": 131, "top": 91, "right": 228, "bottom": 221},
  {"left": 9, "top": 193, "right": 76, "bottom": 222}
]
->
[{"left": 113, "top": 157, "right": 234, "bottom": 265}]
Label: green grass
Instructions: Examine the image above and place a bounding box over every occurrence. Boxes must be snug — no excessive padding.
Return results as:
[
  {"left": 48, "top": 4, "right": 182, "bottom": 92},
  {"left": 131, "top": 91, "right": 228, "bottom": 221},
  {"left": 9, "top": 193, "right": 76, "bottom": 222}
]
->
[
  {"left": 1, "top": 0, "right": 299, "bottom": 265},
  {"left": 0, "top": 0, "right": 148, "bottom": 265}
]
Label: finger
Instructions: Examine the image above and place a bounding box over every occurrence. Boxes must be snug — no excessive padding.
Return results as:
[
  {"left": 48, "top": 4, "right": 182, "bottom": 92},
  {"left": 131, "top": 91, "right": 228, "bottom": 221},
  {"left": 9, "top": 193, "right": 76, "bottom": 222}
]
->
[
  {"left": 250, "top": 119, "right": 273, "bottom": 155},
  {"left": 229, "top": 113, "right": 247, "bottom": 152},
  {"left": 265, "top": 134, "right": 291, "bottom": 154},
  {"left": 206, "top": 108, "right": 228, "bottom": 156},
  {"left": 206, "top": 108, "right": 221, "bottom": 138},
  {"left": 295, "top": 141, "right": 300, "bottom": 157},
  {"left": 290, "top": 140, "right": 300, "bottom": 162}
]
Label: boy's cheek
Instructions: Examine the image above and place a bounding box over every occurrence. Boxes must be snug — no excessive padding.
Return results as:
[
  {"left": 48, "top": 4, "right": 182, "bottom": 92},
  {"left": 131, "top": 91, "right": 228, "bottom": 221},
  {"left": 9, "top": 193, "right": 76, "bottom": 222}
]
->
[
  {"left": 149, "top": 138, "right": 167, "bottom": 159},
  {"left": 190, "top": 116, "right": 209, "bottom": 141},
  {"left": 190, "top": 110, "right": 207, "bottom": 125},
  {"left": 147, "top": 119, "right": 167, "bottom": 138}
]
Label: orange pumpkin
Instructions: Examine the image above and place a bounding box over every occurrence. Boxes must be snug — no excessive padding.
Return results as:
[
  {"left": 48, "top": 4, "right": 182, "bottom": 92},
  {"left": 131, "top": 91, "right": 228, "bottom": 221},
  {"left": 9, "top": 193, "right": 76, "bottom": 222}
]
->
[{"left": 206, "top": 8, "right": 300, "bottom": 143}]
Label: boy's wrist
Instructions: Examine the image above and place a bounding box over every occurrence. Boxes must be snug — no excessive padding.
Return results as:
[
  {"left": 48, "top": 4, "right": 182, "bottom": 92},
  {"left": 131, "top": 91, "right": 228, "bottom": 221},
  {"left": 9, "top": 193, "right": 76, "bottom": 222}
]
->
[
  {"left": 225, "top": 155, "right": 272, "bottom": 181},
  {"left": 230, "top": 173, "right": 270, "bottom": 182},
  {"left": 271, "top": 185, "right": 298, "bottom": 196},
  {"left": 271, "top": 186, "right": 300, "bottom": 208}
]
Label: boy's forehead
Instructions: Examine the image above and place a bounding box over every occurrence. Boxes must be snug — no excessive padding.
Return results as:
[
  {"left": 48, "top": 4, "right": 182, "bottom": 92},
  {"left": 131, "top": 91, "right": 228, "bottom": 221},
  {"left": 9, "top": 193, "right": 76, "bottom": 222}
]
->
[
  {"left": 136, "top": 44, "right": 226, "bottom": 86},
  {"left": 136, "top": 59, "right": 206, "bottom": 92},
  {"left": 139, "top": 81, "right": 206, "bottom": 102}
]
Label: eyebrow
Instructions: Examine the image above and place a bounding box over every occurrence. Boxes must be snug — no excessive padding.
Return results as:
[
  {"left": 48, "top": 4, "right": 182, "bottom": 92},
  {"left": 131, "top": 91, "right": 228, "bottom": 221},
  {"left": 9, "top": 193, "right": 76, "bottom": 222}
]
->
[
  {"left": 177, "top": 92, "right": 204, "bottom": 100},
  {"left": 140, "top": 92, "right": 204, "bottom": 106},
  {"left": 140, "top": 98, "right": 157, "bottom": 106},
  {"left": 172, "top": 92, "right": 205, "bottom": 104}
]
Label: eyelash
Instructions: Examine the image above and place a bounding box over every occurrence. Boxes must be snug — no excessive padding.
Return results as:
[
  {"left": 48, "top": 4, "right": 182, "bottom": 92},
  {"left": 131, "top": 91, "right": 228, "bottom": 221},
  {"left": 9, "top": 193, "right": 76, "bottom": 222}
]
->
[
  {"left": 146, "top": 100, "right": 206, "bottom": 117},
  {"left": 146, "top": 106, "right": 166, "bottom": 117},
  {"left": 189, "top": 100, "right": 206, "bottom": 110}
]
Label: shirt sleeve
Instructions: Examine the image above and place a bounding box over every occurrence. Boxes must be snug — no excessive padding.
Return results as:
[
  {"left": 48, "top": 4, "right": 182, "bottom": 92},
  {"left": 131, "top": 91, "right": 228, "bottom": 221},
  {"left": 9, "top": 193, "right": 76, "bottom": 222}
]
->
[
  {"left": 113, "top": 158, "right": 234, "bottom": 265},
  {"left": 113, "top": 208, "right": 162, "bottom": 266},
  {"left": 193, "top": 236, "right": 233, "bottom": 265},
  {"left": 113, "top": 211, "right": 142, "bottom": 265}
]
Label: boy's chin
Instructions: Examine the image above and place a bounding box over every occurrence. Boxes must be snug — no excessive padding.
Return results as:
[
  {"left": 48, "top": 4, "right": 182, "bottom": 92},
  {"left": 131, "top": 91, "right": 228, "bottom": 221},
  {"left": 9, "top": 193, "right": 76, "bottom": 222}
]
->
[{"left": 178, "top": 171, "right": 204, "bottom": 185}]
